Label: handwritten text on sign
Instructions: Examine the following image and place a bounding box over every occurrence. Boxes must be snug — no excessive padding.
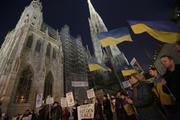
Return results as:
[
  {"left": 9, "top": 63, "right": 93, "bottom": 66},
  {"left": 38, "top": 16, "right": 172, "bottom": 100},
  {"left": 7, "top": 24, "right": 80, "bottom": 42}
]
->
[{"left": 78, "top": 104, "right": 94, "bottom": 120}]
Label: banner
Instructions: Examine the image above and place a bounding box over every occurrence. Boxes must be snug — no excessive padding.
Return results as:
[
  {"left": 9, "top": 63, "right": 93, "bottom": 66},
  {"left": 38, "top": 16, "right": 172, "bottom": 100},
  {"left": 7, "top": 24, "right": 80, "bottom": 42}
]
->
[
  {"left": 61, "top": 97, "right": 68, "bottom": 108},
  {"left": 78, "top": 104, "right": 95, "bottom": 120},
  {"left": 87, "top": 88, "right": 95, "bottom": 99},
  {"left": 72, "top": 81, "right": 89, "bottom": 87},
  {"left": 66, "top": 92, "right": 75, "bottom": 107},
  {"left": 36, "top": 93, "right": 43, "bottom": 108},
  {"left": 46, "top": 96, "right": 54, "bottom": 105},
  {"left": 130, "top": 57, "right": 144, "bottom": 74}
]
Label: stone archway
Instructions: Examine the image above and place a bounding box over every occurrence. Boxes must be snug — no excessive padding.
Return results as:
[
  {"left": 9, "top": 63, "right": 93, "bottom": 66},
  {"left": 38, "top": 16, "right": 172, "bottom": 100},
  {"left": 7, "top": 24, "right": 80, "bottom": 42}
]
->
[{"left": 14, "top": 65, "right": 33, "bottom": 103}]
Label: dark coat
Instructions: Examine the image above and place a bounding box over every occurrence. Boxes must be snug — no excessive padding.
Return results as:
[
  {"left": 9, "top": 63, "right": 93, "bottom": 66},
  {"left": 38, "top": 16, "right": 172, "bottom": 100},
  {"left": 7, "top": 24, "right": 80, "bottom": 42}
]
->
[
  {"left": 72, "top": 104, "right": 79, "bottom": 120},
  {"left": 94, "top": 103, "right": 104, "bottom": 120},
  {"left": 51, "top": 105, "right": 63, "bottom": 120},
  {"left": 133, "top": 82, "right": 166, "bottom": 120},
  {"left": 115, "top": 98, "right": 127, "bottom": 120},
  {"left": 103, "top": 99, "right": 112, "bottom": 120},
  {"left": 163, "top": 64, "right": 180, "bottom": 101},
  {"left": 38, "top": 105, "right": 50, "bottom": 120}
]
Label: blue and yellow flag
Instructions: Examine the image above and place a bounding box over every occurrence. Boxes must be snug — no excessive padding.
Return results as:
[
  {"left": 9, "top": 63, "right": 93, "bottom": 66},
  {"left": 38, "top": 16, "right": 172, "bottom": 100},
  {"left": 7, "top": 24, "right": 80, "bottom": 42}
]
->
[
  {"left": 128, "top": 21, "right": 180, "bottom": 43},
  {"left": 87, "top": 59, "right": 112, "bottom": 72},
  {"left": 120, "top": 65, "right": 136, "bottom": 76},
  {"left": 97, "top": 27, "right": 133, "bottom": 47}
]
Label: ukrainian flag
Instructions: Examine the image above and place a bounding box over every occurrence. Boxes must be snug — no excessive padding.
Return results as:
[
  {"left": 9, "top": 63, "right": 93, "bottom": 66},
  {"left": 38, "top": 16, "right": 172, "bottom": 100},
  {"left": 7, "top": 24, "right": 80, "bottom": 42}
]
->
[
  {"left": 121, "top": 65, "right": 136, "bottom": 76},
  {"left": 97, "top": 27, "right": 133, "bottom": 47},
  {"left": 87, "top": 59, "right": 112, "bottom": 72},
  {"left": 128, "top": 20, "right": 180, "bottom": 43}
]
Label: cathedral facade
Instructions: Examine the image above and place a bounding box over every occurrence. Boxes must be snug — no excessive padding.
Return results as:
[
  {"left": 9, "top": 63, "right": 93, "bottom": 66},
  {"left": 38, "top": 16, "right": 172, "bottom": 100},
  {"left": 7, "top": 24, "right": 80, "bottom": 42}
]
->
[{"left": 0, "top": 0, "right": 64, "bottom": 115}]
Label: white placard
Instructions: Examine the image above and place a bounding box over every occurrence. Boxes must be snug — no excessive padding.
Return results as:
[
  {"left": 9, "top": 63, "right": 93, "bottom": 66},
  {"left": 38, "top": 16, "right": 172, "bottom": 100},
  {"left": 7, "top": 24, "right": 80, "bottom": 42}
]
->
[
  {"left": 61, "top": 97, "right": 68, "bottom": 108},
  {"left": 72, "top": 81, "right": 89, "bottom": 87},
  {"left": 66, "top": 92, "right": 75, "bottom": 107},
  {"left": 87, "top": 88, "right": 95, "bottom": 99},
  {"left": 78, "top": 104, "right": 95, "bottom": 120},
  {"left": 122, "top": 80, "right": 130, "bottom": 88},
  {"left": 130, "top": 57, "right": 136, "bottom": 66},
  {"left": 130, "top": 57, "right": 144, "bottom": 73},
  {"left": 46, "top": 97, "right": 54, "bottom": 105},
  {"left": 36, "top": 93, "right": 43, "bottom": 108}
]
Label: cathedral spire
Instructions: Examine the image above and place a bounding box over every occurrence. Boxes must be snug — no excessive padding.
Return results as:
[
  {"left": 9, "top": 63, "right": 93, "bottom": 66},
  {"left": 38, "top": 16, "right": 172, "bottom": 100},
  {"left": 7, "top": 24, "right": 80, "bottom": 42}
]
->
[{"left": 87, "top": 0, "right": 129, "bottom": 65}]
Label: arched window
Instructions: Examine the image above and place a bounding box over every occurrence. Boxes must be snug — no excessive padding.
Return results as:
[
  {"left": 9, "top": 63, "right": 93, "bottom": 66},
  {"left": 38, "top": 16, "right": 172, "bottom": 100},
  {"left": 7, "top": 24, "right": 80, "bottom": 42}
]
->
[
  {"left": 53, "top": 48, "right": 56, "bottom": 59},
  {"left": 15, "top": 66, "right": 33, "bottom": 103},
  {"left": 26, "top": 35, "right": 33, "bottom": 48},
  {"left": 46, "top": 43, "right": 51, "bottom": 57},
  {"left": 35, "top": 40, "right": 41, "bottom": 52},
  {"left": 43, "top": 72, "right": 53, "bottom": 100}
]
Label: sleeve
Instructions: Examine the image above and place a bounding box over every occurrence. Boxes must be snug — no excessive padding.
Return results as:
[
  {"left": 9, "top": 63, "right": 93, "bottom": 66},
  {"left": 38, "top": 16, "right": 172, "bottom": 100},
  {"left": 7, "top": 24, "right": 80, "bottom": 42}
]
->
[{"left": 133, "top": 84, "right": 154, "bottom": 107}]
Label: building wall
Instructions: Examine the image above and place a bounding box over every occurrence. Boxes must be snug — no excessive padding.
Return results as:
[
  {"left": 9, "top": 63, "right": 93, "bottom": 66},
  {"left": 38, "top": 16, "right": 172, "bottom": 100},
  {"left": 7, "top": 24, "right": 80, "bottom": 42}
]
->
[{"left": 0, "top": 23, "right": 64, "bottom": 116}]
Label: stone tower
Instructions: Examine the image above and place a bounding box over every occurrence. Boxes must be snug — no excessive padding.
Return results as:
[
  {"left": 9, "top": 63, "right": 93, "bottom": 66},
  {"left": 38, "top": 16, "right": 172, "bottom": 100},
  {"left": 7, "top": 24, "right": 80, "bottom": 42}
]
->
[
  {"left": 87, "top": 0, "right": 129, "bottom": 68},
  {"left": 0, "top": 0, "right": 64, "bottom": 115}
]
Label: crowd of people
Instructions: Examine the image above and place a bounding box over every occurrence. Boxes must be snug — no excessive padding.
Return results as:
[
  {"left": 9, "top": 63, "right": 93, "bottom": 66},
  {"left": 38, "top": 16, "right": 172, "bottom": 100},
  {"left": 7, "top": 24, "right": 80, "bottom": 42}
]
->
[{"left": 0, "top": 41, "right": 180, "bottom": 120}]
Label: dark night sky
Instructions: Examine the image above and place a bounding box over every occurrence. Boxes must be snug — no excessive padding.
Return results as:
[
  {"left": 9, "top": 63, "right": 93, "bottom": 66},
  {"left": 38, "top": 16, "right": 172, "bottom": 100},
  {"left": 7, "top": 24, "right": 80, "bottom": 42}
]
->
[{"left": 0, "top": 0, "right": 176, "bottom": 71}]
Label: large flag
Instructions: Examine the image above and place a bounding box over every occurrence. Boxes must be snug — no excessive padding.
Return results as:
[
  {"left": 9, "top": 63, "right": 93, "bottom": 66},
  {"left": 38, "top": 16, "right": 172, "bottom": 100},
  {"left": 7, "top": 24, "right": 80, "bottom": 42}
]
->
[
  {"left": 97, "top": 27, "right": 133, "bottom": 47},
  {"left": 128, "top": 20, "right": 180, "bottom": 43},
  {"left": 87, "top": 59, "right": 112, "bottom": 72},
  {"left": 120, "top": 65, "right": 136, "bottom": 76}
]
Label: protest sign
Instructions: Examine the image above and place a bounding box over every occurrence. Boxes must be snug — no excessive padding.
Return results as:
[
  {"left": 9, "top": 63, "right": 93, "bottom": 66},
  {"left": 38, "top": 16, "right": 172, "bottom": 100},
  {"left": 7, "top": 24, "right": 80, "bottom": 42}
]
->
[
  {"left": 61, "top": 97, "right": 68, "bottom": 108},
  {"left": 130, "top": 57, "right": 144, "bottom": 74},
  {"left": 66, "top": 92, "right": 75, "bottom": 107},
  {"left": 78, "top": 104, "right": 94, "bottom": 120},
  {"left": 87, "top": 88, "right": 95, "bottom": 99},
  {"left": 36, "top": 93, "right": 43, "bottom": 108},
  {"left": 122, "top": 80, "right": 130, "bottom": 88},
  {"left": 46, "top": 96, "right": 54, "bottom": 105}
]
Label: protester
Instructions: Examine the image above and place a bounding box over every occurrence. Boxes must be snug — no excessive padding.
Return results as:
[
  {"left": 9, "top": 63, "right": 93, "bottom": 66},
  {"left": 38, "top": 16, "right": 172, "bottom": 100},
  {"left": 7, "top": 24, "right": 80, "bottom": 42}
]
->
[
  {"left": 115, "top": 92, "right": 126, "bottom": 120},
  {"left": 72, "top": 100, "right": 79, "bottom": 120},
  {"left": 111, "top": 97, "right": 117, "bottom": 120},
  {"left": 20, "top": 109, "right": 31, "bottom": 120},
  {"left": 149, "top": 67, "right": 162, "bottom": 87},
  {"left": 38, "top": 105, "right": 50, "bottom": 120},
  {"left": 30, "top": 110, "right": 38, "bottom": 120},
  {"left": 83, "top": 99, "right": 88, "bottom": 105},
  {"left": 51, "top": 101, "right": 63, "bottom": 120},
  {"left": 176, "top": 40, "right": 180, "bottom": 56},
  {"left": 103, "top": 95, "right": 112, "bottom": 120},
  {"left": 126, "top": 73, "right": 166, "bottom": 120},
  {"left": 160, "top": 55, "right": 180, "bottom": 119},
  {"left": 94, "top": 98, "right": 104, "bottom": 120},
  {"left": 62, "top": 107, "right": 70, "bottom": 120},
  {"left": 120, "top": 92, "right": 136, "bottom": 120}
]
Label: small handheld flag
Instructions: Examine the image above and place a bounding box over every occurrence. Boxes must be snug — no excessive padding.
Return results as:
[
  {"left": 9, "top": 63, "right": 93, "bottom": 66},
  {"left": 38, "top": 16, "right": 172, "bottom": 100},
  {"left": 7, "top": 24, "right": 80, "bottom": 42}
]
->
[
  {"left": 87, "top": 59, "right": 112, "bottom": 72},
  {"left": 120, "top": 65, "right": 136, "bottom": 76},
  {"left": 97, "top": 27, "right": 133, "bottom": 47},
  {"left": 128, "top": 20, "right": 180, "bottom": 43}
]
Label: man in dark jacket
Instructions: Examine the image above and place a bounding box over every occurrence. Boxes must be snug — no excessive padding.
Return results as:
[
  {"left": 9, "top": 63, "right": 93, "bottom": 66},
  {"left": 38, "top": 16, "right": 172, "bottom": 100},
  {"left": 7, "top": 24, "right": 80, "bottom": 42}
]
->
[
  {"left": 115, "top": 92, "right": 127, "bottom": 120},
  {"left": 72, "top": 100, "right": 79, "bottom": 120},
  {"left": 51, "top": 102, "right": 63, "bottom": 120},
  {"left": 160, "top": 55, "right": 180, "bottom": 119},
  {"left": 103, "top": 95, "right": 112, "bottom": 120}
]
